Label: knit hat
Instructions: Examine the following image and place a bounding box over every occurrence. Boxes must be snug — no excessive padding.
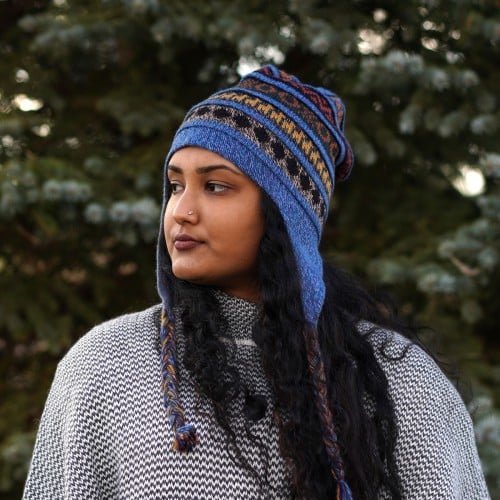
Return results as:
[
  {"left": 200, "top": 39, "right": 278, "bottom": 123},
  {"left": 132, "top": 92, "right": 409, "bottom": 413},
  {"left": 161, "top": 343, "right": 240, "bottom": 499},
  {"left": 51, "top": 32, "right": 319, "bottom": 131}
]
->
[{"left": 156, "top": 65, "right": 354, "bottom": 499}]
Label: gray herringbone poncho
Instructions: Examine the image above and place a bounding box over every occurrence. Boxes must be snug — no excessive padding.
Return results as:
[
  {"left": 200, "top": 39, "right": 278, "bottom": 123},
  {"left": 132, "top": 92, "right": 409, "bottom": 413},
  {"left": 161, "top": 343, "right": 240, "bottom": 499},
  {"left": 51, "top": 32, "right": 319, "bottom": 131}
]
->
[{"left": 23, "top": 294, "right": 489, "bottom": 499}]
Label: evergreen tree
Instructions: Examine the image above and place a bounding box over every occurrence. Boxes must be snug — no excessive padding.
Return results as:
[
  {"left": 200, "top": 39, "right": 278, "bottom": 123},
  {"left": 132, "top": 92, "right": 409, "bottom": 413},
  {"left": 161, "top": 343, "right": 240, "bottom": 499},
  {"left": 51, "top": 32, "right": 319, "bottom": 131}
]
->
[{"left": 0, "top": 0, "right": 498, "bottom": 496}]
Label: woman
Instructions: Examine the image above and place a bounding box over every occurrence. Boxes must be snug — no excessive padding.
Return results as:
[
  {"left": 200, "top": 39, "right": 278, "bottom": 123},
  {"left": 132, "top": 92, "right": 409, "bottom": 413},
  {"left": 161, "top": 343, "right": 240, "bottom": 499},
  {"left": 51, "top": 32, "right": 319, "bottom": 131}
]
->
[{"left": 24, "top": 65, "right": 489, "bottom": 499}]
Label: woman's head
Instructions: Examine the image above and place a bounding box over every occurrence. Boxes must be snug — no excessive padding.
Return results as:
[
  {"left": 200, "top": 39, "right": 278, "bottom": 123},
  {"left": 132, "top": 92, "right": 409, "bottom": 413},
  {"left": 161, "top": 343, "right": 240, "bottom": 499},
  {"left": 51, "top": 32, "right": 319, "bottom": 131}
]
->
[
  {"left": 164, "top": 146, "right": 264, "bottom": 302},
  {"left": 158, "top": 65, "right": 354, "bottom": 324}
]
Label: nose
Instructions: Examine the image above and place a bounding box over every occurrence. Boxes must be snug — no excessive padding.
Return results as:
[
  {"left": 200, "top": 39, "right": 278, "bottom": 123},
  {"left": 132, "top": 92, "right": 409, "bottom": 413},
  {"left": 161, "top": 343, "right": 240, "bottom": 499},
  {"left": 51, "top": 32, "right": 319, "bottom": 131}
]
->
[{"left": 170, "top": 188, "right": 198, "bottom": 225}]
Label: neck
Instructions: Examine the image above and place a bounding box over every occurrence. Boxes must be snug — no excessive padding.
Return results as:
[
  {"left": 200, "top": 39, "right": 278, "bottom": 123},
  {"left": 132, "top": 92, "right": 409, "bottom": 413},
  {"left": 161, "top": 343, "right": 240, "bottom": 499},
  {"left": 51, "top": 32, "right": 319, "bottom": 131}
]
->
[{"left": 218, "top": 283, "right": 261, "bottom": 303}]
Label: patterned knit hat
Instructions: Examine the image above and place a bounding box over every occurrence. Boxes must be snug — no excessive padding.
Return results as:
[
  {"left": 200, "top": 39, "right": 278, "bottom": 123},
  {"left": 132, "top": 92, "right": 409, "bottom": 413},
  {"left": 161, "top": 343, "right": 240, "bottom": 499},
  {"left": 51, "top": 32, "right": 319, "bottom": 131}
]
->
[{"left": 157, "top": 65, "right": 354, "bottom": 499}]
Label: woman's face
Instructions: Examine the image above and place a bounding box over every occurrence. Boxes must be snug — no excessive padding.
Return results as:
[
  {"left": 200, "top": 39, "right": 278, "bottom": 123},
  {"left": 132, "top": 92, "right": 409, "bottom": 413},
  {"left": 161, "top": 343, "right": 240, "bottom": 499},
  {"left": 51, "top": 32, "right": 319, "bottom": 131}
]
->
[{"left": 164, "top": 147, "right": 265, "bottom": 302}]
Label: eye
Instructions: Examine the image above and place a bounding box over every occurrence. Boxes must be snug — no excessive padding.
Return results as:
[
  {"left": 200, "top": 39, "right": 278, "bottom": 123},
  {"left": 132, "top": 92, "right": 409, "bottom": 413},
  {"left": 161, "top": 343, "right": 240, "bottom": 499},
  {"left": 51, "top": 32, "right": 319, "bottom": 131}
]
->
[
  {"left": 169, "top": 181, "right": 183, "bottom": 194},
  {"left": 206, "top": 182, "right": 229, "bottom": 194}
]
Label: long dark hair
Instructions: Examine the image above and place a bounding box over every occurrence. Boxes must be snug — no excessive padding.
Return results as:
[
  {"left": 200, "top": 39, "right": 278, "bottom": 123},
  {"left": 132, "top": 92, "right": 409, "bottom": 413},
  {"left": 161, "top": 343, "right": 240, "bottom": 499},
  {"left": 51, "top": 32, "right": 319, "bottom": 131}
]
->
[{"left": 167, "top": 191, "right": 418, "bottom": 499}]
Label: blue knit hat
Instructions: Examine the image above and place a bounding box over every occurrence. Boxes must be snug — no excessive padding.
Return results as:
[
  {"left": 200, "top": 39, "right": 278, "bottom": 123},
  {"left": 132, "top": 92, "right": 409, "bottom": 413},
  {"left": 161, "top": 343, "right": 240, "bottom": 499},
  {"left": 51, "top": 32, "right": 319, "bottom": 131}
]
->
[
  {"left": 159, "top": 65, "right": 353, "bottom": 323},
  {"left": 157, "top": 65, "right": 354, "bottom": 498}
]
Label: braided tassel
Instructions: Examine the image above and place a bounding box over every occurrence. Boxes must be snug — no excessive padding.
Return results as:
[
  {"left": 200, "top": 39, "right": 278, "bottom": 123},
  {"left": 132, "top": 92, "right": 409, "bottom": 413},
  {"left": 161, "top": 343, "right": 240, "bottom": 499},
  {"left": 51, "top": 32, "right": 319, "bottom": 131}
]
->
[
  {"left": 160, "top": 309, "right": 198, "bottom": 453},
  {"left": 337, "top": 479, "right": 353, "bottom": 500},
  {"left": 303, "top": 326, "right": 353, "bottom": 500}
]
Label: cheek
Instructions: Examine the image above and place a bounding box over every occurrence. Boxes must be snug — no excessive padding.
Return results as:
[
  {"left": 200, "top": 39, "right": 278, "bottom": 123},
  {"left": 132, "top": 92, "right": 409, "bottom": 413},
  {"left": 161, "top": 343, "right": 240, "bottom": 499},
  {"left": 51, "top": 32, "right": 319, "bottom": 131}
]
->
[
  {"left": 163, "top": 205, "right": 174, "bottom": 249},
  {"left": 228, "top": 207, "right": 264, "bottom": 256}
]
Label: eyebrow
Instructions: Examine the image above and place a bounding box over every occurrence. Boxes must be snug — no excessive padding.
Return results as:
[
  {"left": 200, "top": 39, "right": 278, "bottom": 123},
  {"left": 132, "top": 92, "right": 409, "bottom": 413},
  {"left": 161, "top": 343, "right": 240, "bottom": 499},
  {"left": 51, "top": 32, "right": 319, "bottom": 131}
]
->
[{"left": 167, "top": 164, "right": 243, "bottom": 176}]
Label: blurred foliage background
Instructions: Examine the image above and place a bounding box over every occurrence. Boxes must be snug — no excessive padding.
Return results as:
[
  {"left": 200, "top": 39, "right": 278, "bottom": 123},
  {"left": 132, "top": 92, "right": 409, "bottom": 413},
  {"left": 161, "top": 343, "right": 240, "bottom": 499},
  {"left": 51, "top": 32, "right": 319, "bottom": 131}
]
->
[{"left": 0, "top": 0, "right": 498, "bottom": 497}]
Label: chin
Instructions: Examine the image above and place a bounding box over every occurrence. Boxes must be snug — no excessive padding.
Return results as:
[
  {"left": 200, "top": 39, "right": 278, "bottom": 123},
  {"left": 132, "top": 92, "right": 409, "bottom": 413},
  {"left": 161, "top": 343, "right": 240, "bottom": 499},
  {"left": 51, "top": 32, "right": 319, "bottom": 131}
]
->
[{"left": 171, "top": 267, "right": 207, "bottom": 285}]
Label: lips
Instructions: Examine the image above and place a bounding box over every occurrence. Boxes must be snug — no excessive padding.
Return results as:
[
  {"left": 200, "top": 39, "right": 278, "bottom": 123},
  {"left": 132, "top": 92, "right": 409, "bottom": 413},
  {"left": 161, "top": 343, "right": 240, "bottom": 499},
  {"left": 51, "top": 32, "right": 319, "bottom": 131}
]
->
[{"left": 173, "top": 233, "right": 203, "bottom": 250}]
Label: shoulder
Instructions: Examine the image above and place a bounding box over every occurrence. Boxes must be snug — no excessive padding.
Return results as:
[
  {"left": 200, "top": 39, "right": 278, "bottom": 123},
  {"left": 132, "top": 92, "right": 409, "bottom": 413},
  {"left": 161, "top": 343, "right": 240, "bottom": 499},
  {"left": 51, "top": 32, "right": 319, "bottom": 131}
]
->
[
  {"left": 358, "top": 320, "right": 459, "bottom": 411},
  {"left": 359, "top": 321, "right": 490, "bottom": 498},
  {"left": 57, "top": 304, "right": 162, "bottom": 377}
]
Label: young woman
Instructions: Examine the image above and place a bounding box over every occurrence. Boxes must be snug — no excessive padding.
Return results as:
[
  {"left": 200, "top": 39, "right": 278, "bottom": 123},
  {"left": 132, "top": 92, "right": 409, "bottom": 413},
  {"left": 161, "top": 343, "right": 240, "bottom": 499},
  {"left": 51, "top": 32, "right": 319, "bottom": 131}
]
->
[{"left": 24, "top": 65, "right": 489, "bottom": 499}]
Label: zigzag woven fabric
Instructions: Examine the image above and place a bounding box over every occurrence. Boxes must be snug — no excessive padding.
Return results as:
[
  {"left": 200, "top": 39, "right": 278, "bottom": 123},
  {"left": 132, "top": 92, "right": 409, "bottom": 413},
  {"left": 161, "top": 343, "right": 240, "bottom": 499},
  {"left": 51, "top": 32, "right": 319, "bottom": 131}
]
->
[{"left": 24, "top": 296, "right": 490, "bottom": 499}]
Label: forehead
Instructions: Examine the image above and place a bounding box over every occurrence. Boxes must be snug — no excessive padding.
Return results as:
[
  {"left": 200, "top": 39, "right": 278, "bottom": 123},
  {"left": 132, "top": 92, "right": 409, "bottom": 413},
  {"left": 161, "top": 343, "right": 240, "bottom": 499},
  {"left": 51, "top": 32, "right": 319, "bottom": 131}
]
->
[{"left": 168, "top": 146, "right": 240, "bottom": 170}]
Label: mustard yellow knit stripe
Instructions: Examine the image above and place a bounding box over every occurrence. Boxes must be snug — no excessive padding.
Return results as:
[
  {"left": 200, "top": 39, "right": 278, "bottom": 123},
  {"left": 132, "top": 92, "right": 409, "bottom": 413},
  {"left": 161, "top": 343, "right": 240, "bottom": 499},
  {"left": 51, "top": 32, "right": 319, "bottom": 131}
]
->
[{"left": 215, "top": 91, "right": 333, "bottom": 197}]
